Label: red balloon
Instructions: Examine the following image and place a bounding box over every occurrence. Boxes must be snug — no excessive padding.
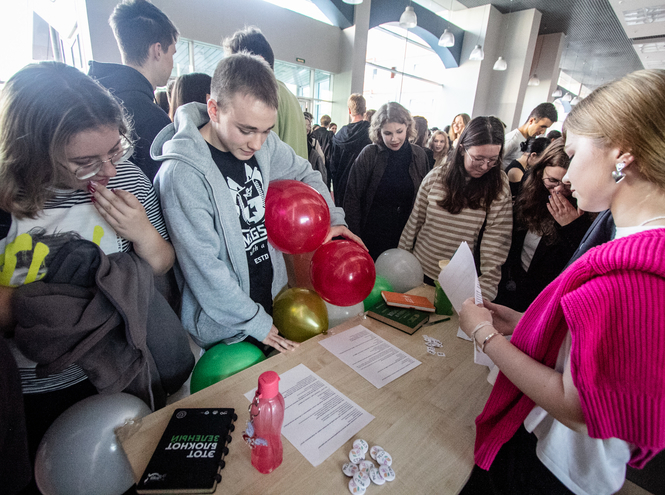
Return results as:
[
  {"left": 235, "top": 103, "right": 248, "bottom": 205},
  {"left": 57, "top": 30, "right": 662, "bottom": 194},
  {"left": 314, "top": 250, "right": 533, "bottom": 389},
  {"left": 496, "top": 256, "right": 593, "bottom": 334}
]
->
[
  {"left": 265, "top": 180, "right": 331, "bottom": 254},
  {"left": 310, "top": 240, "right": 376, "bottom": 306}
]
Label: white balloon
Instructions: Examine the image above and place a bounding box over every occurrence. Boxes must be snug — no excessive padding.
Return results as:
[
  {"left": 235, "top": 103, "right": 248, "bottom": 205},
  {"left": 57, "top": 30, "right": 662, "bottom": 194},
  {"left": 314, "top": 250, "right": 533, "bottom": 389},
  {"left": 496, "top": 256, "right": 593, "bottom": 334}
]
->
[
  {"left": 374, "top": 248, "right": 424, "bottom": 293},
  {"left": 35, "top": 393, "right": 151, "bottom": 495},
  {"left": 325, "top": 301, "right": 365, "bottom": 329}
]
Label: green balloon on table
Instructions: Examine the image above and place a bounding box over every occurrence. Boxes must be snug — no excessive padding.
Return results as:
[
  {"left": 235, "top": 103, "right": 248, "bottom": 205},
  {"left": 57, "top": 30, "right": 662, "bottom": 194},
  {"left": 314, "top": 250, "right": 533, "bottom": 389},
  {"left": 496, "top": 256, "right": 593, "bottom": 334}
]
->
[
  {"left": 363, "top": 275, "right": 393, "bottom": 310},
  {"left": 273, "top": 288, "right": 328, "bottom": 342},
  {"left": 190, "top": 341, "right": 266, "bottom": 394}
]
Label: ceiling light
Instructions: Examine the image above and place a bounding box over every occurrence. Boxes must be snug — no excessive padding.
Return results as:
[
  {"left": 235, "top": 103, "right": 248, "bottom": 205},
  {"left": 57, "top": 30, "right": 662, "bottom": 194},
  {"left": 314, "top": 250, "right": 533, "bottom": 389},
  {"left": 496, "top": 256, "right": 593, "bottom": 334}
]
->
[
  {"left": 469, "top": 44, "right": 484, "bottom": 61},
  {"left": 493, "top": 56, "right": 507, "bottom": 71},
  {"left": 438, "top": 28, "right": 455, "bottom": 47},
  {"left": 399, "top": 6, "right": 417, "bottom": 29},
  {"left": 551, "top": 88, "right": 563, "bottom": 98},
  {"left": 563, "top": 92, "right": 573, "bottom": 102},
  {"left": 342, "top": 0, "right": 363, "bottom": 3},
  {"left": 623, "top": 6, "right": 665, "bottom": 25},
  {"left": 528, "top": 74, "right": 540, "bottom": 86}
]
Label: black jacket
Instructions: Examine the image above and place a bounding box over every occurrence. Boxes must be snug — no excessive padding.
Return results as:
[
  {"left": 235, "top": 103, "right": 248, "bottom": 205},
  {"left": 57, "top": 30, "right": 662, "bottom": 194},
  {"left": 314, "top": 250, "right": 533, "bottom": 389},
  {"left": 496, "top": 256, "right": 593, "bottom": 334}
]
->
[
  {"left": 330, "top": 120, "right": 371, "bottom": 207},
  {"left": 344, "top": 142, "right": 429, "bottom": 237},
  {"left": 88, "top": 61, "right": 171, "bottom": 181}
]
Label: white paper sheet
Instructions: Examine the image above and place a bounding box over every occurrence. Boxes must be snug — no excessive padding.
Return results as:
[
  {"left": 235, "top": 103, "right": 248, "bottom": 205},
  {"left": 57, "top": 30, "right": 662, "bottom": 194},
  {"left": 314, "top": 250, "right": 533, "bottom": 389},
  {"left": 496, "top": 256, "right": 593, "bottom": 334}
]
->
[
  {"left": 244, "top": 364, "right": 374, "bottom": 467},
  {"left": 438, "top": 242, "right": 495, "bottom": 367},
  {"left": 318, "top": 325, "right": 421, "bottom": 389}
]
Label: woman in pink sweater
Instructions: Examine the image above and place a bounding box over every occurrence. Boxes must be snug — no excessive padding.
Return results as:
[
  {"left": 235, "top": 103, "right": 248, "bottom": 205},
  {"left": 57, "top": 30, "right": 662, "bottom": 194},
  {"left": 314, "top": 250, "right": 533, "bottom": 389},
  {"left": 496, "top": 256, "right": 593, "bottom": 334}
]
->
[{"left": 458, "top": 69, "right": 665, "bottom": 494}]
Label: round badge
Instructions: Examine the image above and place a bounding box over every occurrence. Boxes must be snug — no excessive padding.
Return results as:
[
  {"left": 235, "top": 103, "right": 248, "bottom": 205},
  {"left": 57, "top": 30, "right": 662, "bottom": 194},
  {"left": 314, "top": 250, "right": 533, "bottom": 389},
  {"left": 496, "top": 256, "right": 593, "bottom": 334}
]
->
[
  {"left": 353, "top": 471, "right": 371, "bottom": 489},
  {"left": 349, "top": 448, "right": 364, "bottom": 464},
  {"left": 342, "top": 462, "right": 359, "bottom": 477},
  {"left": 358, "top": 460, "right": 374, "bottom": 473},
  {"left": 379, "top": 465, "right": 395, "bottom": 482},
  {"left": 369, "top": 445, "right": 384, "bottom": 460},
  {"left": 376, "top": 450, "right": 393, "bottom": 466},
  {"left": 348, "top": 478, "right": 366, "bottom": 494},
  {"left": 353, "top": 439, "right": 369, "bottom": 454},
  {"left": 369, "top": 467, "right": 386, "bottom": 485}
]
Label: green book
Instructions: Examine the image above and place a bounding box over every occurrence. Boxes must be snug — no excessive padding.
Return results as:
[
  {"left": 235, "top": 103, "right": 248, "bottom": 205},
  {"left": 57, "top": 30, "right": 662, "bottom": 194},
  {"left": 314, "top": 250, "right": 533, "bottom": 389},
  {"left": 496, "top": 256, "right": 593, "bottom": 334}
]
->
[{"left": 366, "top": 300, "right": 430, "bottom": 335}]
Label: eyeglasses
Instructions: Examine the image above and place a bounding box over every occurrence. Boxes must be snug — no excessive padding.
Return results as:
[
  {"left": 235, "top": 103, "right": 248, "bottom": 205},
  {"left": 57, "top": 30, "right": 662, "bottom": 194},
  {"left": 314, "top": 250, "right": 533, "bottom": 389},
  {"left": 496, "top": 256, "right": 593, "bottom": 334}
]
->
[
  {"left": 68, "top": 142, "right": 134, "bottom": 180},
  {"left": 466, "top": 151, "right": 499, "bottom": 168},
  {"left": 543, "top": 176, "right": 571, "bottom": 188}
]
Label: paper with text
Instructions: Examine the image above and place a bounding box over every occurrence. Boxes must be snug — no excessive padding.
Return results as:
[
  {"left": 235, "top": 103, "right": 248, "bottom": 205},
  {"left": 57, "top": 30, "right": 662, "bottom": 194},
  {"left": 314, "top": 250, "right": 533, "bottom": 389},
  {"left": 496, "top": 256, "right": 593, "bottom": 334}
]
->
[
  {"left": 438, "top": 241, "right": 494, "bottom": 366},
  {"left": 244, "top": 364, "right": 373, "bottom": 467},
  {"left": 319, "top": 325, "right": 421, "bottom": 388}
]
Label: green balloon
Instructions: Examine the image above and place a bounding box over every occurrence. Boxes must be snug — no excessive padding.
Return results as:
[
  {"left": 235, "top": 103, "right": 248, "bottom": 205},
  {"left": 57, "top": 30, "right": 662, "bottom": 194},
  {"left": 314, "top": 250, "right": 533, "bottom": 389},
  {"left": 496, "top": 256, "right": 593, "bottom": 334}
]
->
[
  {"left": 190, "top": 341, "right": 266, "bottom": 394},
  {"left": 363, "top": 275, "right": 394, "bottom": 310}
]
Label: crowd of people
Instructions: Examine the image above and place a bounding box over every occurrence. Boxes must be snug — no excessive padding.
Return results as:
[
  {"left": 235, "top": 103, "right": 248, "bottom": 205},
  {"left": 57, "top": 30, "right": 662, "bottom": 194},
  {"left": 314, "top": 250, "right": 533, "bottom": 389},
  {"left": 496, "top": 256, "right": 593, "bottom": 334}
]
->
[{"left": 1, "top": 1, "right": 664, "bottom": 494}]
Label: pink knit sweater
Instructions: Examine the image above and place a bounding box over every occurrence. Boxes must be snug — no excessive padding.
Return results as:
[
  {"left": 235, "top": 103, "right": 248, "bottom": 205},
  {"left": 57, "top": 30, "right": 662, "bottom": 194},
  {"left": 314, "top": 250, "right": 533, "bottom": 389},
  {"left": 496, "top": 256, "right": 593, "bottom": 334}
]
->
[{"left": 474, "top": 229, "right": 665, "bottom": 470}]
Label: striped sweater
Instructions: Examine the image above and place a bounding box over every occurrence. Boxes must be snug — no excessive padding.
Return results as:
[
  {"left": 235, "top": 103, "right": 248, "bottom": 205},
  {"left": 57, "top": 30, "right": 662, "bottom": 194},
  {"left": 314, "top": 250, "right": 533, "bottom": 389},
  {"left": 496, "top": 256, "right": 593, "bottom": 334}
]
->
[
  {"left": 398, "top": 166, "right": 513, "bottom": 300},
  {"left": 474, "top": 229, "right": 665, "bottom": 470}
]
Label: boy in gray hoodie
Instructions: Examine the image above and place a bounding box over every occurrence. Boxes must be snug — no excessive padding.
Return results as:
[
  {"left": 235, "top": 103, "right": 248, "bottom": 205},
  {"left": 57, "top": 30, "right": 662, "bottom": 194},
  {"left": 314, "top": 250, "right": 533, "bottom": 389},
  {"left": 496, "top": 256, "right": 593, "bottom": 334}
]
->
[{"left": 153, "top": 53, "right": 361, "bottom": 353}]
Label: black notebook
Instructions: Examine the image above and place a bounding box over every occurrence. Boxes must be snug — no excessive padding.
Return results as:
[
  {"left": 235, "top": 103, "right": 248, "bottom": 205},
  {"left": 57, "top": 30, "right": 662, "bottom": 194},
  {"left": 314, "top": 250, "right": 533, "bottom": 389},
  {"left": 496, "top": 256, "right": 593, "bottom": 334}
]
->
[{"left": 136, "top": 408, "right": 236, "bottom": 494}]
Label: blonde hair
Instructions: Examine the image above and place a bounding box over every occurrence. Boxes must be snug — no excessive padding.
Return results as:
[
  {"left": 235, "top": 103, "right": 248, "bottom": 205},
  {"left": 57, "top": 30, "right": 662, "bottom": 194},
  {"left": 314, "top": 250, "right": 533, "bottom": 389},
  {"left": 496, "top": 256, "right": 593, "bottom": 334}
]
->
[
  {"left": 563, "top": 69, "right": 665, "bottom": 188},
  {"left": 369, "top": 102, "right": 416, "bottom": 146},
  {"left": 428, "top": 129, "right": 449, "bottom": 161},
  {"left": 347, "top": 94, "right": 366, "bottom": 117}
]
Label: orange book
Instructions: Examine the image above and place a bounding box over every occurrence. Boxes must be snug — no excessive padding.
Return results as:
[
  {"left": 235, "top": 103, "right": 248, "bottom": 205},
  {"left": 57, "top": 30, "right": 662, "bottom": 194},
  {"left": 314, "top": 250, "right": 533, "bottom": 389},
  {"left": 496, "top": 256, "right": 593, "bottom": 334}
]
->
[{"left": 381, "top": 291, "right": 435, "bottom": 313}]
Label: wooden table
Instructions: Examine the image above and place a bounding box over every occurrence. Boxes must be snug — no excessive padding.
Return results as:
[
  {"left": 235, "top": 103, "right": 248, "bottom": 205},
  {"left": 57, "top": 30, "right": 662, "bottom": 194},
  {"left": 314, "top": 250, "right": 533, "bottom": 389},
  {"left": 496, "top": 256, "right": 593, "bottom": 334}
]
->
[{"left": 119, "top": 286, "right": 493, "bottom": 494}]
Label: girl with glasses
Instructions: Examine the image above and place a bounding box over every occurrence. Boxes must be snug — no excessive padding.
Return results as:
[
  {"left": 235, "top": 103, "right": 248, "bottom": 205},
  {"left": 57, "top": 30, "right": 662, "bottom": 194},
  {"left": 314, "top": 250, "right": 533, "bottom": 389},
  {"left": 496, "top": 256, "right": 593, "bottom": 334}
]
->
[
  {"left": 399, "top": 116, "right": 512, "bottom": 300},
  {"left": 0, "top": 62, "right": 176, "bottom": 470},
  {"left": 494, "top": 139, "right": 594, "bottom": 312},
  {"left": 459, "top": 70, "right": 665, "bottom": 494}
]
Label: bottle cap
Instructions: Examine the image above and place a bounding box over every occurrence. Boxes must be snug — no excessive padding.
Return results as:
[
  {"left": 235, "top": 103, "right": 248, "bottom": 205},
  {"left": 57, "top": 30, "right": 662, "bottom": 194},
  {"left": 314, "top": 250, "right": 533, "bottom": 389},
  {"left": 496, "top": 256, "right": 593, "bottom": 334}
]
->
[
  {"left": 369, "top": 467, "right": 386, "bottom": 485},
  {"left": 257, "top": 371, "right": 280, "bottom": 399},
  {"left": 348, "top": 478, "right": 366, "bottom": 494}
]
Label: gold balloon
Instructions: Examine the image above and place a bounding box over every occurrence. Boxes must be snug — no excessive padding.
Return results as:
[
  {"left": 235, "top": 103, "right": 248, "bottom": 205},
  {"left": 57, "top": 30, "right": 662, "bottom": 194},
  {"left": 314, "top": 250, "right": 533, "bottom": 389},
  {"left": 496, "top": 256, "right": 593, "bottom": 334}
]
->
[{"left": 273, "top": 288, "right": 329, "bottom": 342}]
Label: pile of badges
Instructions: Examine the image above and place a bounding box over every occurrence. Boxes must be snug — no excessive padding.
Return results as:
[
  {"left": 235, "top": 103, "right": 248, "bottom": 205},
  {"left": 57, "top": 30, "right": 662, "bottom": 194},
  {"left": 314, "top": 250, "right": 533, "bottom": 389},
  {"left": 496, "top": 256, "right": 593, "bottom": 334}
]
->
[
  {"left": 343, "top": 439, "right": 395, "bottom": 494},
  {"left": 423, "top": 335, "right": 445, "bottom": 357}
]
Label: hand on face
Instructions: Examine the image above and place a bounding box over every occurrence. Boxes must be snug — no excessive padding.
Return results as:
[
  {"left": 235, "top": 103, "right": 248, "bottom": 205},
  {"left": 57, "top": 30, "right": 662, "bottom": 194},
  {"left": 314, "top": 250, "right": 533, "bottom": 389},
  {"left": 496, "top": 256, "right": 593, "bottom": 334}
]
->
[{"left": 547, "top": 189, "right": 583, "bottom": 226}]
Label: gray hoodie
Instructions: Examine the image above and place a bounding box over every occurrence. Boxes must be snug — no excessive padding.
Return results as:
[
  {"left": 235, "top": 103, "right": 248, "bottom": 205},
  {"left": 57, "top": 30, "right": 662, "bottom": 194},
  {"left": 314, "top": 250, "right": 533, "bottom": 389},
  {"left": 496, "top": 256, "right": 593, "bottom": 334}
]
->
[{"left": 152, "top": 103, "right": 345, "bottom": 348}]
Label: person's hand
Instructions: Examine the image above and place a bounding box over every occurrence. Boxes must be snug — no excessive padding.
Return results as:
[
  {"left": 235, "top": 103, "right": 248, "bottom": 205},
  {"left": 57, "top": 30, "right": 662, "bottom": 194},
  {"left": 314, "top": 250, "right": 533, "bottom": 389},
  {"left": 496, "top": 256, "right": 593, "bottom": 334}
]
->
[
  {"left": 483, "top": 299, "right": 522, "bottom": 336},
  {"left": 547, "top": 190, "right": 583, "bottom": 227},
  {"left": 262, "top": 325, "right": 299, "bottom": 353},
  {"left": 89, "top": 181, "right": 153, "bottom": 244},
  {"left": 459, "top": 297, "right": 493, "bottom": 339},
  {"left": 324, "top": 225, "right": 368, "bottom": 251}
]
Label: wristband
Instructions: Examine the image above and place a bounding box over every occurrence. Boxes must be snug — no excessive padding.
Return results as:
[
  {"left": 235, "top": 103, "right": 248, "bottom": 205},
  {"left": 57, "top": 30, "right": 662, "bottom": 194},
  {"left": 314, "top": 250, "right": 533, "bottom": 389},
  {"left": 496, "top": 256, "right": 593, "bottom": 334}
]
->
[
  {"left": 481, "top": 331, "right": 503, "bottom": 353},
  {"left": 471, "top": 321, "right": 493, "bottom": 350}
]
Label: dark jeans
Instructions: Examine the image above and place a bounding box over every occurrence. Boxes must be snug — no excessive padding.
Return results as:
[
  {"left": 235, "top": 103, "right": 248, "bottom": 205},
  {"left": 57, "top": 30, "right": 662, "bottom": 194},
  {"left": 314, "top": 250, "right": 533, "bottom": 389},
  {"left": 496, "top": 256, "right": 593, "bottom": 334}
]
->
[{"left": 459, "top": 425, "right": 574, "bottom": 495}]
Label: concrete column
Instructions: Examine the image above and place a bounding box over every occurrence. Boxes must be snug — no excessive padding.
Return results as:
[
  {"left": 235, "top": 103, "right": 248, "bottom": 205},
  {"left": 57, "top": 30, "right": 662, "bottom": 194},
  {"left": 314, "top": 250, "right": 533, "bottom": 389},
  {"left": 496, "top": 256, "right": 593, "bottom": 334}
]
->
[
  {"left": 332, "top": 0, "right": 371, "bottom": 125},
  {"left": 520, "top": 33, "right": 565, "bottom": 124}
]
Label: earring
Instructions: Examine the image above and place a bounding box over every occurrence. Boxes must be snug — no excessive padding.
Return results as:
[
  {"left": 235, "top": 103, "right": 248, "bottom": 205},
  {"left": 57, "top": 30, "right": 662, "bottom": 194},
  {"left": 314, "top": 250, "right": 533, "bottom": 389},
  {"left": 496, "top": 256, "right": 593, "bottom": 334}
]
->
[{"left": 612, "top": 162, "right": 626, "bottom": 183}]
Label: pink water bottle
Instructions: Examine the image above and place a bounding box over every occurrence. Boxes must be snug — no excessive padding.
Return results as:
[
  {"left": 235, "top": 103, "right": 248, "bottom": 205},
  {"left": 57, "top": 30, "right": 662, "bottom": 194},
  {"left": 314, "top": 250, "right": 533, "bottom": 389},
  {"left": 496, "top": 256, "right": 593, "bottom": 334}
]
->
[{"left": 249, "top": 371, "right": 285, "bottom": 473}]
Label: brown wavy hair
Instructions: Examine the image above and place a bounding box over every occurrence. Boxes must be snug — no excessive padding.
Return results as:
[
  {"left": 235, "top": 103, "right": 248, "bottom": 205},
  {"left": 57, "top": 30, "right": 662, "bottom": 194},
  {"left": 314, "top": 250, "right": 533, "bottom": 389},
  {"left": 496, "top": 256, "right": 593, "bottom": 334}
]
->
[
  {"left": 369, "top": 102, "right": 416, "bottom": 146},
  {"left": 0, "top": 62, "right": 131, "bottom": 219},
  {"left": 438, "top": 116, "right": 505, "bottom": 214},
  {"left": 515, "top": 138, "right": 571, "bottom": 239}
]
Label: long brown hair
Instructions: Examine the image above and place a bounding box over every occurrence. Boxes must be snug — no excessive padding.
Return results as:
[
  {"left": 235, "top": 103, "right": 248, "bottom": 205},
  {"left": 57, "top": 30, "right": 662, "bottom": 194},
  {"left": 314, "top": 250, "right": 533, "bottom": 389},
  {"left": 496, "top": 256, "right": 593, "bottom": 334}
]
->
[
  {"left": 448, "top": 113, "right": 470, "bottom": 143},
  {"left": 515, "top": 138, "right": 570, "bottom": 239},
  {"left": 438, "top": 116, "right": 505, "bottom": 214}
]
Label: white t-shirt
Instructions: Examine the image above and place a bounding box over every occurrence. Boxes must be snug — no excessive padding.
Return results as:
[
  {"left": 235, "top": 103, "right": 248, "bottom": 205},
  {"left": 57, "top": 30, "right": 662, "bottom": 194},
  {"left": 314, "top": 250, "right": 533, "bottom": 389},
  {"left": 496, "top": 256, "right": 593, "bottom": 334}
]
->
[
  {"left": 1, "top": 162, "right": 169, "bottom": 393},
  {"left": 502, "top": 128, "right": 526, "bottom": 170}
]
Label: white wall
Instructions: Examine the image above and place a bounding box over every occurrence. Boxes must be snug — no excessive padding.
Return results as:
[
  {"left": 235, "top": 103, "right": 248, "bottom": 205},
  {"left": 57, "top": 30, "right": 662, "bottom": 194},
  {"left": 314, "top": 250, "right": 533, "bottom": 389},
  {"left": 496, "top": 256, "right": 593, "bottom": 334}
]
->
[{"left": 85, "top": 0, "right": 343, "bottom": 73}]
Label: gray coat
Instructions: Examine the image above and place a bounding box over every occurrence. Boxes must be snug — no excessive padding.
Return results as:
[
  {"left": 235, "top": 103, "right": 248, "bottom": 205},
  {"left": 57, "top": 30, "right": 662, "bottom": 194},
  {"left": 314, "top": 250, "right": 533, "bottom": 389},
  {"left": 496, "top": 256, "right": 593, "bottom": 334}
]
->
[{"left": 152, "top": 103, "right": 345, "bottom": 348}]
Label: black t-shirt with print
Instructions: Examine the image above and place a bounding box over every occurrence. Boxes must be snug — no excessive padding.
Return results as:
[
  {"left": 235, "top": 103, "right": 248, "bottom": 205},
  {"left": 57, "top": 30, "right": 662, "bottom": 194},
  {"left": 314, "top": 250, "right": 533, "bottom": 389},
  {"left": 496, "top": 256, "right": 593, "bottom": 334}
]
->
[{"left": 207, "top": 143, "right": 274, "bottom": 316}]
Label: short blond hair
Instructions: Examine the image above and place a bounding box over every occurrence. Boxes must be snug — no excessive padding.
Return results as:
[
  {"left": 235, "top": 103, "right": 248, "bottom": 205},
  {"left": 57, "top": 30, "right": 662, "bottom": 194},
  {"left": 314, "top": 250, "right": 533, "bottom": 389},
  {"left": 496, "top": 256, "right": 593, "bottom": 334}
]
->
[
  {"left": 369, "top": 102, "right": 416, "bottom": 145},
  {"left": 347, "top": 94, "right": 366, "bottom": 117},
  {"left": 563, "top": 69, "right": 665, "bottom": 188}
]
